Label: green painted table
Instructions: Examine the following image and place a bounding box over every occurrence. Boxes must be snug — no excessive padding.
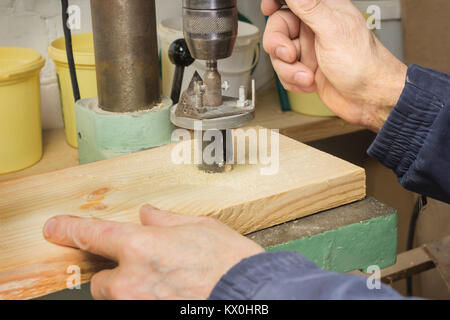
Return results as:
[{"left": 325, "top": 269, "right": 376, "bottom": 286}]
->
[{"left": 248, "top": 196, "right": 398, "bottom": 273}]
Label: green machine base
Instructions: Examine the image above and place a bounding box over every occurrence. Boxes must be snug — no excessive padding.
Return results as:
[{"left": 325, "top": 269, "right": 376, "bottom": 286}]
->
[
  {"left": 248, "top": 197, "right": 398, "bottom": 273},
  {"left": 75, "top": 98, "right": 174, "bottom": 164}
]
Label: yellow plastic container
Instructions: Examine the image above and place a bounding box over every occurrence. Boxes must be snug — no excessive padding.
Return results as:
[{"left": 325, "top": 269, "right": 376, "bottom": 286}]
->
[
  {"left": 288, "top": 91, "right": 335, "bottom": 117},
  {"left": 0, "top": 47, "right": 45, "bottom": 174},
  {"left": 48, "top": 33, "right": 97, "bottom": 148}
]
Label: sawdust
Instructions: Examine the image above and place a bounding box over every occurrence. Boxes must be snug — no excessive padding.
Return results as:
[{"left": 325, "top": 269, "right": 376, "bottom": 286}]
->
[
  {"left": 86, "top": 97, "right": 170, "bottom": 114},
  {"left": 167, "top": 163, "right": 261, "bottom": 194}
]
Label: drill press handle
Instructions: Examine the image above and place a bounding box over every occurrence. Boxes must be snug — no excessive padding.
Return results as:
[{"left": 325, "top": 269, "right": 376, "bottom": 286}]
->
[{"left": 169, "top": 39, "right": 195, "bottom": 104}]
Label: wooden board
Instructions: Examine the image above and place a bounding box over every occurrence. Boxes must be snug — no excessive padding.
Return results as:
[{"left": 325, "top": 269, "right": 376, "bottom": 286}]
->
[{"left": 0, "top": 129, "right": 366, "bottom": 299}]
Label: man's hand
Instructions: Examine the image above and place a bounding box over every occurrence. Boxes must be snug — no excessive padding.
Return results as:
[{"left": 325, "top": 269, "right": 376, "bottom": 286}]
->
[
  {"left": 262, "top": 0, "right": 408, "bottom": 132},
  {"left": 43, "top": 206, "right": 264, "bottom": 300}
]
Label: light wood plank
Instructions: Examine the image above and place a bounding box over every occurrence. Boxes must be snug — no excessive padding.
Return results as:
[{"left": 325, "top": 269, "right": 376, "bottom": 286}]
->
[{"left": 0, "top": 128, "right": 365, "bottom": 299}]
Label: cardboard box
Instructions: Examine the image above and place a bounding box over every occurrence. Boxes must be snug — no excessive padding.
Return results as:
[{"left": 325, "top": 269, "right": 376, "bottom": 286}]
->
[{"left": 401, "top": 0, "right": 450, "bottom": 73}]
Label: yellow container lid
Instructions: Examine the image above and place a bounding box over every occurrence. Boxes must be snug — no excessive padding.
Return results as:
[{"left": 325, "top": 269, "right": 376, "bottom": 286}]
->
[
  {"left": 0, "top": 47, "right": 45, "bottom": 82},
  {"left": 48, "top": 33, "right": 95, "bottom": 66}
]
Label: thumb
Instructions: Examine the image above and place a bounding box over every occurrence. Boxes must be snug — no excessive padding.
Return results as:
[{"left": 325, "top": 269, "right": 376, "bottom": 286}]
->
[{"left": 285, "top": 0, "right": 333, "bottom": 34}]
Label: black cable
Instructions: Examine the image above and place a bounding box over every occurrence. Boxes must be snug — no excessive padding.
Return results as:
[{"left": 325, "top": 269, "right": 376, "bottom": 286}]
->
[
  {"left": 61, "top": 0, "right": 80, "bottom": 102},
  {"left": 406, "top": 195, "right": 427, "bottom": 296}
]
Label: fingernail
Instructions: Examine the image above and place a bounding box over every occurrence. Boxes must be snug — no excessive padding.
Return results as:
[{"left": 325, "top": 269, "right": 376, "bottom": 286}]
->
[
  {"left": 44, "top": 218, "right": 58, "bottom": 238},
  {"left": 275, "top": 46, "right": 289, "bottom": 61},
  {"left": 294, "top": 72, "right": 307, "bottom": 83}
]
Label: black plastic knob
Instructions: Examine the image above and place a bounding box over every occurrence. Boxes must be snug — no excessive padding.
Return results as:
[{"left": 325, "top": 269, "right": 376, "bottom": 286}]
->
[
  {"left": 169, "top": 39, "right": 195, "bottom": 104},
  {"left": 169, "top": 38, "right": 195, "bottom": 68}
]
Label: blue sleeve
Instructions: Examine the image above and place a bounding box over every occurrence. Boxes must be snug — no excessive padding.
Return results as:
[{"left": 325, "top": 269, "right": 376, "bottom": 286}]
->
[
  {"left": 368, "top": 64, "right": 450, "bottom": 204},
  {"left": 209, "top": 252, "right": 407, "bottom": 300}
]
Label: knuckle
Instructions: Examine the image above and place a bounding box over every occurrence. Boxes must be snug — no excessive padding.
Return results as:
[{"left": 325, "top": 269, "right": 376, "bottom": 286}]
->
[
  {"left": 348, "top": 17, "right": 364, "bottom": 34},
  {"left": 120, "top": 233, "right": 150, "bottom": 259},
  {"left": 337, "top": 14, "right": 366, "bottom": 39}
]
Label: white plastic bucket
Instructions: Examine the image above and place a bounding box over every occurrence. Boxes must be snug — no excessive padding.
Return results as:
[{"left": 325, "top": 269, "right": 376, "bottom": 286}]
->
[{"left": 159, "top": 18, "right": 260, "bottom": 99}]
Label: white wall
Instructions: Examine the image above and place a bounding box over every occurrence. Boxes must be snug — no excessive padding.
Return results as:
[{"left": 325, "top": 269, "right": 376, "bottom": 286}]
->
[
  {"left": 0, "top": 0, "right": 273, "bottom": 130},
  {"left": 1, "top": 0, "right": 93, "bottom": 129}
]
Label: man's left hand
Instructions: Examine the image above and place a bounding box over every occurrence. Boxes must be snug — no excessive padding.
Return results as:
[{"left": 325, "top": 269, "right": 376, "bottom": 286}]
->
[{"left": 43, "top": 205, "right": 264, "bottom": 300}]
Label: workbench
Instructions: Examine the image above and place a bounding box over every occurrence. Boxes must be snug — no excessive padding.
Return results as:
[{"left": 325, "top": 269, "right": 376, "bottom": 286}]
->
[{"left": 0, "top": 88, "right": 397, "bottom": 300}]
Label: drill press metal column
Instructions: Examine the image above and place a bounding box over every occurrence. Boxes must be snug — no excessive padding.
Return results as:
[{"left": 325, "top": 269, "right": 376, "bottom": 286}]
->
[
  {"left": 90, "top": 0, "right": 160, "bottom": 112},
  {"left": 75, "top": 0, "right": 173, "bottom": 164}
]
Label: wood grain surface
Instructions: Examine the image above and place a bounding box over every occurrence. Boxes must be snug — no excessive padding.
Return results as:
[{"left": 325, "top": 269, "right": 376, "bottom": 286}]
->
[{"left": 0, "top": 129, "right": 365, "bottom": 299}]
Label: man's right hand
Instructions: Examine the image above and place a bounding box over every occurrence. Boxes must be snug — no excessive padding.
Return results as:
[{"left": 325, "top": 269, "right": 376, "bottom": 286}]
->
[{"left": 262, "top": 0, "right": 408, "bottom": 132}]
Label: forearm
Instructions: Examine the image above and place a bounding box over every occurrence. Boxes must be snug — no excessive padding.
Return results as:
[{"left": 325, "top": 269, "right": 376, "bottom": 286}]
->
[
  {"left": 368, "top": 65, "right": 450, "bottom": 204},
  {"left": 209, "top": 252, "right": 406, "bottom": 300}
]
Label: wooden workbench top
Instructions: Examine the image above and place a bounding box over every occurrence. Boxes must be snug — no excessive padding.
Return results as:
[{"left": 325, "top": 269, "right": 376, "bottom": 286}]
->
[{"left": 0, "top": 87, "right": 363, "bottom": 183}]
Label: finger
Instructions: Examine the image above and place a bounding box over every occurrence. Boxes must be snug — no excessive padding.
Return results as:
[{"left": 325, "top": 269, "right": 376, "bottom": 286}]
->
[
  {"left": 271, "top": 58, "right": 315, "bottom": 89},
  {"left": 140, "top": 204, "right": 200, "bottom": 227},
  {"left": 263, "top": 10, "right": 301, "bottom": 63},
  {"left": 280, "top": 78, "right": 316, "bottom": 94},
  {"left": 285, "top": 0, "right": 334, "bottom": 34},
  {"left": 261, "top": 0, "right": 282, "bottom": 16},
  {"left": 91, "top": 268, "right": 118, "bottom": 300},
  {"left": 299, "top": 22, "right": 318, "bottom": 72},
  {"left": 43, "top": 216, "right": 139, "bottom": 261}
]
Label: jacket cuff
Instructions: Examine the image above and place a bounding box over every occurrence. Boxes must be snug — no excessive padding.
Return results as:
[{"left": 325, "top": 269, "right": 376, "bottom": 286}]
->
[
  {"left": 368, "top": 64, "right": 446, "bottom": 178},
  {"left": 208, "top": 251, "right": 317, "bottom": 300}
]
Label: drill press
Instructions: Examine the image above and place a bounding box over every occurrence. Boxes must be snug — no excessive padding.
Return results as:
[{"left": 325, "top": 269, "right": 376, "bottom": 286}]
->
[
  {"left": 170, "top": 0, "right": 256, "bottom": 172},
  {"left": 76, "top": 0, "right": 285, "bottom": 166}
]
